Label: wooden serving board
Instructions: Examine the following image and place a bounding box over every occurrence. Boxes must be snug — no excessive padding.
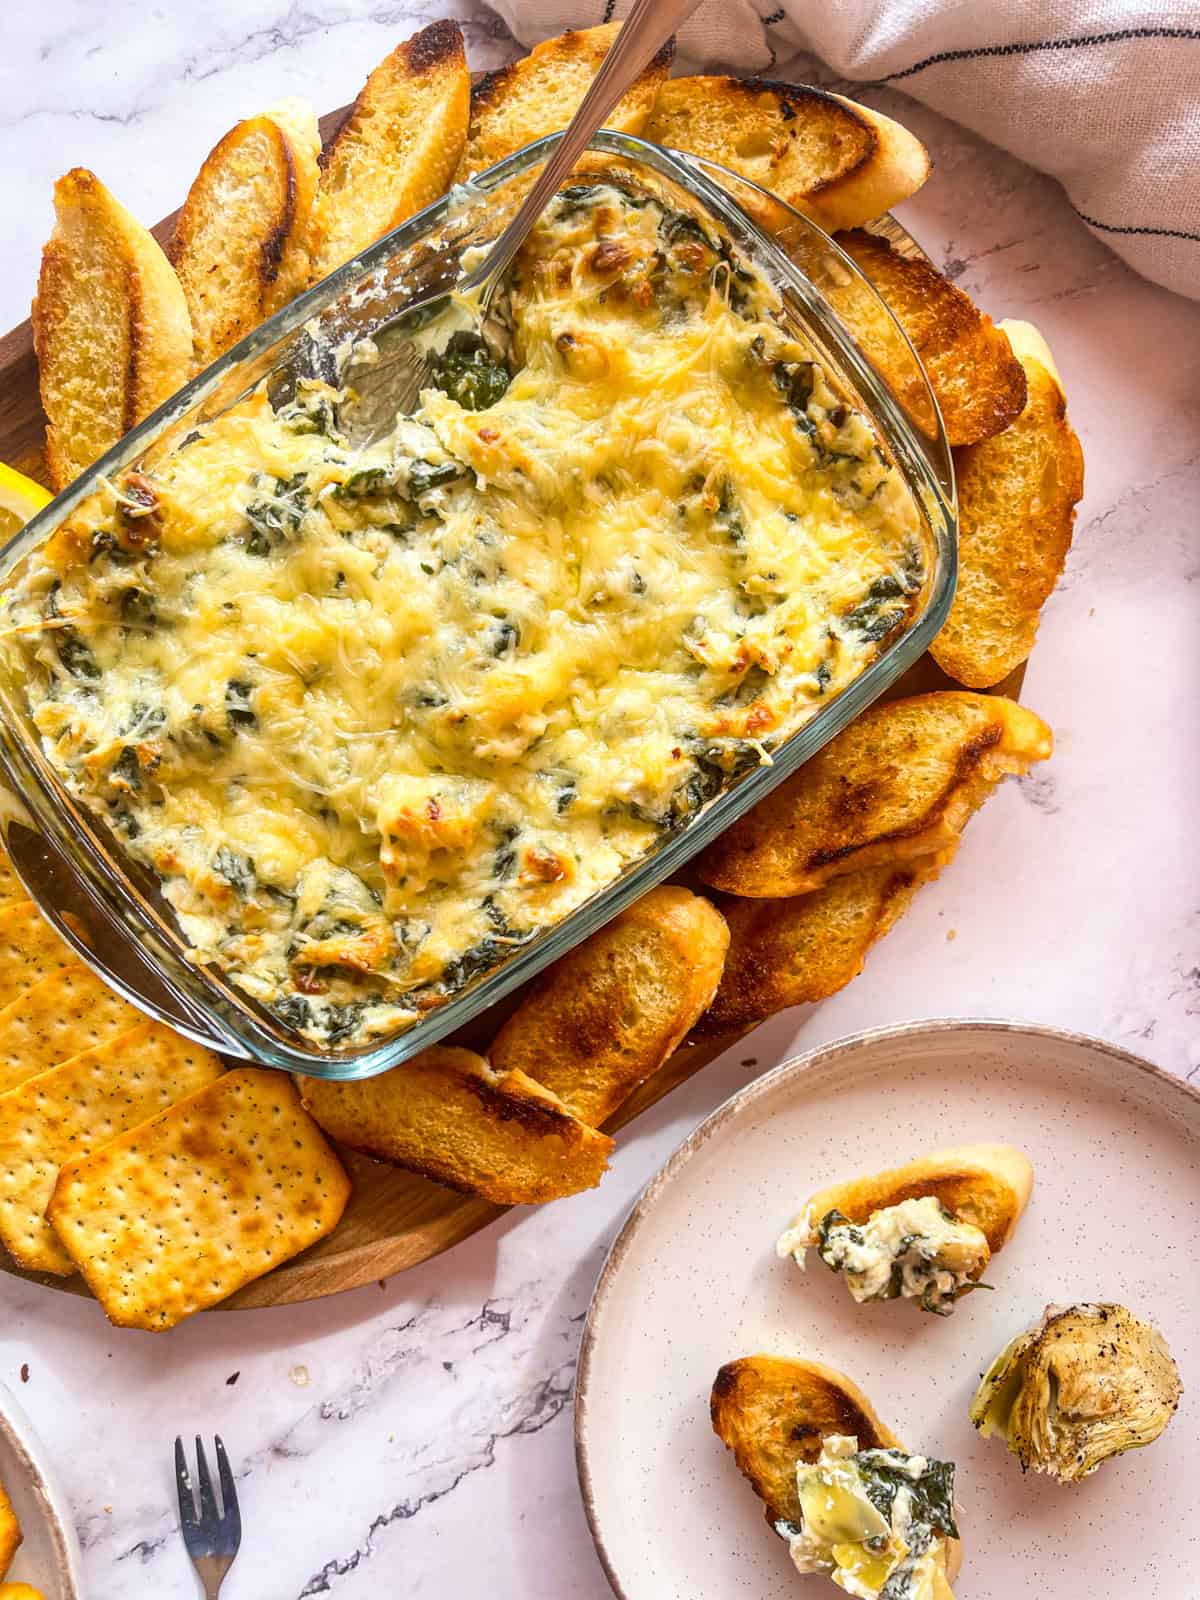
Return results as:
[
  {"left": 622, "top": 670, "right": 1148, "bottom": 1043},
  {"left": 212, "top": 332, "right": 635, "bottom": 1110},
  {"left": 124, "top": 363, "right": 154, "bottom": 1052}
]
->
[{"left": 0, "top": 100, "right": 1024, "bottom": 1311}]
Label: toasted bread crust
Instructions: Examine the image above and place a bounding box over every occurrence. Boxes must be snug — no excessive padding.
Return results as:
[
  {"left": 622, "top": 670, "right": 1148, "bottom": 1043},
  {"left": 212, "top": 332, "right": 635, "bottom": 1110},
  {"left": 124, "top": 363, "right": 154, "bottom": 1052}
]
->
[
  {"left": 700, "top": 852, "right": 952, "bottom": 1034},
  {"left": 712, "top": 1355, "right": 963, "bottom": 1583},
  {"left": 698, "top": 692, "right": 1052, "bottom": 899},
  {"left": 405, "top": 15, "right": 467, "bottom": 74},
  {"left": 491, "top": 886, "right": 729, "bottom": 1126},
  {"left": 458, "top": 24, "right": 670, "bottom": 180},
  {"left": 833, "top": 229, "right": 1027, "bottom": 446},
  {"left": 819, "top": 94, "right": 931, "bottom": 230},
  {"left": 798, "top": 1143, "right": 1034, "bottom": 1256},
  {"left": 34, "top": 168, "right": 193, "bottom": 489},
  {"left": 309, "top": 21, "right": 469, "bottom": 282},
  {"left": 711, "top": 1356, "right": 900, "bottom": 1526},
  {"left": 170, "top": 99, "right": 320, "bottom": 369},
  {"left": 299, "top": 1046, "right": 612, "bottom": 1204},
  {"left": 644, "top": 79, "right": 928, "bottom": 234},
  {"left": 932, "top": 322, "right": 1085, "bottom": 688}
]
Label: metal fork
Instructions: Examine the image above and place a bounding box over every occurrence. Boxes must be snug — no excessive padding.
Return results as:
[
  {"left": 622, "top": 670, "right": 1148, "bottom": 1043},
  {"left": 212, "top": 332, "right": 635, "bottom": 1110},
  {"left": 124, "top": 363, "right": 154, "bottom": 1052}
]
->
[
  {"left": 174, "top": 1435, "right": 242, "bottom": 1598},
  {"left": 340, "top": 0, "right": 707, "bottom": 442}
]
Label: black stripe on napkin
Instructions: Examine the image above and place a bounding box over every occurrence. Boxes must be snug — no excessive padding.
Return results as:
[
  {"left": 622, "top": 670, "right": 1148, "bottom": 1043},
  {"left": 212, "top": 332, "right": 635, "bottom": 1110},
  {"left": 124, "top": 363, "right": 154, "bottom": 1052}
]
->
[
  {"left": 1075, "top": 207, "right": 1200, "bottom": 245},
  {"left": 874, "top": 26, "right": 1200, "bottom": 85}
]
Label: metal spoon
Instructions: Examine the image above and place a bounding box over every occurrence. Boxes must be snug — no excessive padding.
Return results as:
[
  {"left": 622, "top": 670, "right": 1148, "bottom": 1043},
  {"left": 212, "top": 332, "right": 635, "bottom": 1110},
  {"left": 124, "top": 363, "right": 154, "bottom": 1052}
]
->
[{"left": 340, "top": 0, "right": 706, "bottom": 442}]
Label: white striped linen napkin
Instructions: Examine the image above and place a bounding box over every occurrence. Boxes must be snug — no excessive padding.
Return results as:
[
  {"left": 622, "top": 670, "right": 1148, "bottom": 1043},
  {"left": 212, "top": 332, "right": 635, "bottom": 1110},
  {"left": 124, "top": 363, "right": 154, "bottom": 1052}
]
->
[{"left": 484, "top": 0, "right": 1200, "bottom": 299}]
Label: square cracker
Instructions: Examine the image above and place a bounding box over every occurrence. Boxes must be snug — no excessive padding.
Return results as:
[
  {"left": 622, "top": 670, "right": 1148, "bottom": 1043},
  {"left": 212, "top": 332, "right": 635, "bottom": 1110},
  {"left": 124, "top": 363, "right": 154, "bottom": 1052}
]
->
[
  {"left": 0, "top": 1479, "right": 19, "bottom": 1577},
  {"left": 0, "top": 845, "right": 24, "bottom": 913},
  {"left": 48, "top": 1068, "right": 351, "bottom": 1329},
  {"left": 0, "top": 902, "right": 78, "bottom": 1009},
  {"left": 0, "top": 1020, "right": 225, "bottom": 1276},
  {"left": 0, "top": 965, "right": 144, "bottom": 1095}
]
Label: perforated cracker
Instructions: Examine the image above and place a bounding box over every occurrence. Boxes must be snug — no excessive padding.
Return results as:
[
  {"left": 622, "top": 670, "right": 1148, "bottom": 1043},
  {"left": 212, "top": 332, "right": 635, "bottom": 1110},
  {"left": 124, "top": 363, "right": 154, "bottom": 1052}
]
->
[
  {"left": 0, "top": 1020, "right": 225, "bottom": 1276},
  {"left": 0, "top": 902, "right": 78, "bottom": 1010},
  {"left": 0, "top": 844, "right": 24, "bottom": 912},
  {"left": 47, "top": 1068, "right": 351, "bottom": 1329},
  {"left": 0, "top": 965, "right": 144, "bottom": 1095}
]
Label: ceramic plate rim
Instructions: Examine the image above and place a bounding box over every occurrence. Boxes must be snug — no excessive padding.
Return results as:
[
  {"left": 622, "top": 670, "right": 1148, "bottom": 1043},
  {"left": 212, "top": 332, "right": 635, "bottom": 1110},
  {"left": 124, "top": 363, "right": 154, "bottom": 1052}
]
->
[
  {"left": 0, "top": 1378, "right": 84, "bottom": 1600},
  {"left": 573, "top": 1017, "right": 1200, "bottom": 1600}
]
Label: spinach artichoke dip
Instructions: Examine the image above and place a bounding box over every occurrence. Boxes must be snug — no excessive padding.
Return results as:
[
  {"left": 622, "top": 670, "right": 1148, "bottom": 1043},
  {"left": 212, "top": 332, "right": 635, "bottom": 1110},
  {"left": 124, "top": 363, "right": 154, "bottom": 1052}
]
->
[
  {"left": 3, "top": 181, "right": 924, "bottom": 1047},
  {"left": 778, "top": 1197, "right": 991, "bottom": 1316},
  {"left": 779, "top": 1434, "right": 958, "bottom": 1599}
]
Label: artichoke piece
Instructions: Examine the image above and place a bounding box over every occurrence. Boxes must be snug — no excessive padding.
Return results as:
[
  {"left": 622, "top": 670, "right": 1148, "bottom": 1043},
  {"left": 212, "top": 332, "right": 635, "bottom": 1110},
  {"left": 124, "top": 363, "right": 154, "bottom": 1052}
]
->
[
  {"left": 782, "top": 1435, "right": 959, "bottom": 1598},
  {"left": 970, "top": 1303, "right": 1182, "bottom": 1481}
]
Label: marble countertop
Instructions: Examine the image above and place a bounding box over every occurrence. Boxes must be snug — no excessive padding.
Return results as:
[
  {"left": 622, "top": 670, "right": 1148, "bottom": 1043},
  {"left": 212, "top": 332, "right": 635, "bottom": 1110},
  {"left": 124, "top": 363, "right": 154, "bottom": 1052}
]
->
[{"left": 1, "top": 4, "right": 1198, "bottom": 1597}]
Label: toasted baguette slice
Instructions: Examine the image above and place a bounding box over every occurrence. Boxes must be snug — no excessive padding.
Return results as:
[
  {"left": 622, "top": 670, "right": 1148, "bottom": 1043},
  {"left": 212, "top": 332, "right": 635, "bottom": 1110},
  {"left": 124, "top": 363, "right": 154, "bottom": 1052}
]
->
[
  {"left": 711, "top": 1356, "right": 902, "bottom": 1526},
  {"left": 793, "top": 1144, "right": 1034, "bottom": 1259},
  {"left": 698, "top": 692, "right": 1052, "bottom": 899},
  {"left": 34, "top": 169, "right": 193, "bottom": 490},
  {"left": 309, "top": 21, "right": 469, "bottom": 283},
  {"left": 170, "top": 98, "right": 320, "bottom": 369},
  {"left": 700, "top": 851, "right": 953, "bottom": 1035},
  {"left": 458, "top": 24, "right": 670, "bottom": 180},
  {"left": 831, "top": 229, "right": 1028, "bottom": 446},
  {"left": 490, "top": 886, "right": 729, "bottom": 1126},
  {"left": 712, "top": 1356, "right": 963, "bottom": 1583},
  {"left": 299, "top": 1046, "right": 612, "bottom": 1204},
  {"left": 931, "top": 321, "right": 1085, "bottom": 688},
  {"left": 645, "top": 79, "right": 928, "bottom": 234}
]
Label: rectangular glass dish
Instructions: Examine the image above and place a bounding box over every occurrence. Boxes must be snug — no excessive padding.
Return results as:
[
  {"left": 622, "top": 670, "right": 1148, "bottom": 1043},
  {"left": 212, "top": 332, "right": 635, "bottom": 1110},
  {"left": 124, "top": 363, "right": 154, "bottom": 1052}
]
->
[{"left": 0, "top": 132, "right": 955, "bottom": 1079}]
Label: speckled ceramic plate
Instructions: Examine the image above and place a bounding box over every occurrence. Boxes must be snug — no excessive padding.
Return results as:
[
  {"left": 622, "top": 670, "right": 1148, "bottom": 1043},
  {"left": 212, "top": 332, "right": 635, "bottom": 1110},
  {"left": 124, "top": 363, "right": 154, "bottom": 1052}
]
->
[
  {"left": 0, "top": 1381, "right": 83, "bottom": 1599},
  {"left": 575, "top": 1021, "right": 1200, "bottom": 1600}
]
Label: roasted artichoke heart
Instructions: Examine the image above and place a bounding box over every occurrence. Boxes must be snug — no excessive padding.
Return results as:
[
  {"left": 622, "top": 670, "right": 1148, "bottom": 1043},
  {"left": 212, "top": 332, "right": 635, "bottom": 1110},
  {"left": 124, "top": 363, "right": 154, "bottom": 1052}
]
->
[{"left": 970, "top": 1302, "right": 1181, "bottom": 1481}]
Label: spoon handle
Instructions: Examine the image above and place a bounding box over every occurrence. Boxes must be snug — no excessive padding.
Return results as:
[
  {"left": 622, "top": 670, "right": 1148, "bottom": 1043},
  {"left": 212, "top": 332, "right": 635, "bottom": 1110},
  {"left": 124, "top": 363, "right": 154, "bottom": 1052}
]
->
[{"left": 469, "top": 0, "right": 706, "bottom": 289}]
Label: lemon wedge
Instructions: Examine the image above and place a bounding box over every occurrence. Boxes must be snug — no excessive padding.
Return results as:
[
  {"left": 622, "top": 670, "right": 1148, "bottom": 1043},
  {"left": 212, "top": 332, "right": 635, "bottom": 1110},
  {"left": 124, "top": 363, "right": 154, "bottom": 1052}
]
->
[{"left": 0, "top": 462, "right": 53, "bottom": 541}]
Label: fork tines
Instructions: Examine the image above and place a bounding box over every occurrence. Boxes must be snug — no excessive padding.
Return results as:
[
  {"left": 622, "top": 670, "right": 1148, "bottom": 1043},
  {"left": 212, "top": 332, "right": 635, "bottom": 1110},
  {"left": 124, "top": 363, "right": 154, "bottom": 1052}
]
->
[{"left": 174, "top": 1434, "right": 242, "bottom": 1560}]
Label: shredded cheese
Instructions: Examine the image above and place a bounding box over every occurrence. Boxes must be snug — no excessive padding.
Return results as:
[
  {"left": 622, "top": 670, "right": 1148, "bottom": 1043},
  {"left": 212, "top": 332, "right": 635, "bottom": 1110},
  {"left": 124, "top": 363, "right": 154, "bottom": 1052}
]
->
[{"left": 2, "top": 182, "right": 924, "bottom": 1045}]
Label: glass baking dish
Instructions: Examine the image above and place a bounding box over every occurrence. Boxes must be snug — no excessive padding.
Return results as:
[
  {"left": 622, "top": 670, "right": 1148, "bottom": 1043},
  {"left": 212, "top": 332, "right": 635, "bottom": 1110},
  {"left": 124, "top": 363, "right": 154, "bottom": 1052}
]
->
[{"left": 0, "top": 130, "right": 955, "bottom": 1079}]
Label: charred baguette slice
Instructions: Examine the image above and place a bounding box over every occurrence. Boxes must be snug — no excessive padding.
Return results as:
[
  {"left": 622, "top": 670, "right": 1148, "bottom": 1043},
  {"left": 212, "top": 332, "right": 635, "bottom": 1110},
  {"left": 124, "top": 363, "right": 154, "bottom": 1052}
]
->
[
  {"left": 712, "top": 1356, "right": 963, "bottom": 1588},
  {"left": 34, "top": 169, "right": 193, "bottom": 490},
  {"left": 644, "top": 79, "right": 929, "bottom": 234},
  {"left": 309, "top": 20, "right": 469, "bottom": 282},
  {"left": 457, "top": 23, "right": 671, "bottom": 180},
  {"left": 712, "top": 1355, "right": 900, "bottom": 1526},
  {"left": 490, "top": 886, "right": 729, "bottom": 1126},
  {"left": 170, "top": 98, "right": 321, "bottom": 369},
  {"left": 698, "top": 693, "right": 1051, "bottom": 899},
  {"left": 298, "top": 1046, "right": 612, "bottom": 1204},
  {"left": 832, "top": 229, "right": 1028, "bottom": 446},
  {"left": 931, "top": 321, "right": 1085, "bottom": 689},
  {"left": 792, "top": 1144, "right": 1034, "bottom": 1257},
  {"left": 699, "top": 851, "right": 953, "bottom": 1035}
]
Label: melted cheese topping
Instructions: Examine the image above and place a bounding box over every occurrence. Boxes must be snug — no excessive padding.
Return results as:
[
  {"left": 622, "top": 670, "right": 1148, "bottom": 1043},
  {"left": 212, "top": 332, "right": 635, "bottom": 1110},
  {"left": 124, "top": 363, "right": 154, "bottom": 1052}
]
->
[{"left": 3, "top": 183, "right": 924, "bottom": 1045}]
